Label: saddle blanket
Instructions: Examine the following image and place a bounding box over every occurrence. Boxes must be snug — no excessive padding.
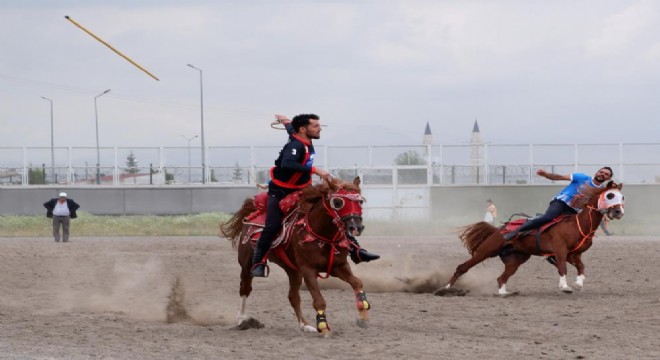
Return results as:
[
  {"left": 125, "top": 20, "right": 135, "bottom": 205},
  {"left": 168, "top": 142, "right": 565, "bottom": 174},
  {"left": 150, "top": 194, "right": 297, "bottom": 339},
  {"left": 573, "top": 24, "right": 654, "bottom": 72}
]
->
[{"left": 500, "top": 214, "right": 571, "bottom": 235}]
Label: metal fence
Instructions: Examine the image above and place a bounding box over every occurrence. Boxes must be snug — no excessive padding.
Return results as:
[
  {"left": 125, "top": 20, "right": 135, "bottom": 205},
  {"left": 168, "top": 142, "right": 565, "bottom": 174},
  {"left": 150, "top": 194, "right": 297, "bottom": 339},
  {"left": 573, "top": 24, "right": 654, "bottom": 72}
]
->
[{"left": 1, "top": 143, "right": 658, "bottom": 186}]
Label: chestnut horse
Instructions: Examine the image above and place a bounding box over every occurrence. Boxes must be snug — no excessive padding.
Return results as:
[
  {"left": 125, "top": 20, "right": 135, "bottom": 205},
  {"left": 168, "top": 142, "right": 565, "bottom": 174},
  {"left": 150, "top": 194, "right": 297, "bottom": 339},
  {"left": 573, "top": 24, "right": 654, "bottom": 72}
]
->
[
  {"left": 441, "top": 181, "right": 625, "bottom": 296},
  {"left": 220, "top": 177, "right": 370, "bottom": 335}
]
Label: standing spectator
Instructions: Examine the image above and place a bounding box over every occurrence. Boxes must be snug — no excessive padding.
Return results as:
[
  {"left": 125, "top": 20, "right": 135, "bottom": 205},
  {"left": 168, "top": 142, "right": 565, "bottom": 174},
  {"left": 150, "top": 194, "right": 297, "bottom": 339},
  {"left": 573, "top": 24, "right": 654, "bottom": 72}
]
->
[
  {"left": 43, "top": 192, "right": 80, "bottom": 242},
  {"left": 484, "top": 199, "right": 497, "bottom": 224}
]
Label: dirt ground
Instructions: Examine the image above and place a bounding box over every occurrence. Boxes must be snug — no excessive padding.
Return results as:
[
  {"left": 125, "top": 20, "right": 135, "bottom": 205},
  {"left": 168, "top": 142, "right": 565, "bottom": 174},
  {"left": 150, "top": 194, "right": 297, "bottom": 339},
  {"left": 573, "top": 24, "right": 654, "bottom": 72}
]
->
[{"left": 1, "top": 234, "right": 659, "bottom": 360}]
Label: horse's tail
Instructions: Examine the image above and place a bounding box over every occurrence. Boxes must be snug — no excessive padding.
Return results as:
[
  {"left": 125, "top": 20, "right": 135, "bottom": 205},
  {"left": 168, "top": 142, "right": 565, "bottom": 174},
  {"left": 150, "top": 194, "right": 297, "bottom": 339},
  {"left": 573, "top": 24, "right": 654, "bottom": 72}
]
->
[
  {"left": 458, "top": 221, "right": 499, "bottom": 256},
  {"left": 219, "top": 198, "right": 256, "bottom": 248}
]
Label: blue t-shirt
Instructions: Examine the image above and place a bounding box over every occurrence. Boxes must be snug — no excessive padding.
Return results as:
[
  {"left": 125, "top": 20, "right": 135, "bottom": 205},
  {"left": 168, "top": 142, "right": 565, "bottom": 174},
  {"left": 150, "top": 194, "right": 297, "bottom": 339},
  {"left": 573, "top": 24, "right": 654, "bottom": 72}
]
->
[{"left": 553, "top": 173, "right": 604, "bottom": 209}]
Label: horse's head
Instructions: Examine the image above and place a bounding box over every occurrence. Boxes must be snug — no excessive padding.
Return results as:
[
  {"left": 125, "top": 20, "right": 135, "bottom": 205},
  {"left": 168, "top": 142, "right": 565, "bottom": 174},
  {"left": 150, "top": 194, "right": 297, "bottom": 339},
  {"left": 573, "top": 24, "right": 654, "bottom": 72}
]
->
[
  {"left": 324, "top": 176, "right": 365, "bottom": 237},
  {"left": 598, "top": 182, "right": 625, "bottom": 220}
]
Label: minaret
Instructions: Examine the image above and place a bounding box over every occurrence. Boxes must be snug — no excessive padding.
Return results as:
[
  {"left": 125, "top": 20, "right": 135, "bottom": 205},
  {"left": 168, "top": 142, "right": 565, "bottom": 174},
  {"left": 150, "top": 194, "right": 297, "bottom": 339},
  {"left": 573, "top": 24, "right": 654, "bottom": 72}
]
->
[
  {"left": 470, "top": 119, "right": 483, "bottom": 166},
  {"left": 423, "top": 122, "right": 433, "bottom": 146}
]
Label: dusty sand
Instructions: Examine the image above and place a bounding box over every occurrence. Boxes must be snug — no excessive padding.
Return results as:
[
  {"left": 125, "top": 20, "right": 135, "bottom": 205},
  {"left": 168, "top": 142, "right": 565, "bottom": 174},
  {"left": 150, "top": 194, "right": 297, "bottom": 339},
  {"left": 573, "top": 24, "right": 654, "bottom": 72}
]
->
[{"left": 1, "top": 234, "right": 659, "bottom": 359}]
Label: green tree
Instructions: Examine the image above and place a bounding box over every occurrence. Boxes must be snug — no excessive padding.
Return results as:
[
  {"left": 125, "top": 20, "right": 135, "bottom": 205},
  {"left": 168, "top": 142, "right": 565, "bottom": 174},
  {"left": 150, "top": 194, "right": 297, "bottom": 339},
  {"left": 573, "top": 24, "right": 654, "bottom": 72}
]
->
[
  {"left": 163, "top": 168, "right": 174, "bottom": 182},
  {"left": 125, "top": 151, "right": 139, "bottom": 174},
  {"left": 28, "top": 166, "right": 46, "bottom": 184},
  {"left": 394, "top": 150, "right": 427, "bottom": 184},
  {"left": 394, "top": 150, "right": 425, "bottom": 166},
  {"left": 232, "top": 162, "right": 243, "bottom": 182}
]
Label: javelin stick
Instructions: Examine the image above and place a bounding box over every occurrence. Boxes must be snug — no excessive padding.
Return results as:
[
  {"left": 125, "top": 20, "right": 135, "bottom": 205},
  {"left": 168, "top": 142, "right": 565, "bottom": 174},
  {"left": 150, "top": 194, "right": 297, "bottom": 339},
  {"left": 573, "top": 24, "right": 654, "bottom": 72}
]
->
[{"left": 65, "top": 15, "right": 160, "bottom": 81}]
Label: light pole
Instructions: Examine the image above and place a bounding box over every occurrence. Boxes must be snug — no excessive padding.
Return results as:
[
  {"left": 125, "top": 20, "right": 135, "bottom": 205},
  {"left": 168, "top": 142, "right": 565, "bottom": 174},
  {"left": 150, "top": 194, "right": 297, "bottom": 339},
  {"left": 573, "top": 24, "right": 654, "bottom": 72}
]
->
[
  {"left": 94, "top": 89, "right": 111, "bottom": 184},
  {"left": 180, "top": 134, "right": 198, "bottom": 183},
  {"left": 187, "top": 64, "right": 206, "bottom": 184},
  {"left": 40, "top": 96, "right": 54, "bottom": 182}
]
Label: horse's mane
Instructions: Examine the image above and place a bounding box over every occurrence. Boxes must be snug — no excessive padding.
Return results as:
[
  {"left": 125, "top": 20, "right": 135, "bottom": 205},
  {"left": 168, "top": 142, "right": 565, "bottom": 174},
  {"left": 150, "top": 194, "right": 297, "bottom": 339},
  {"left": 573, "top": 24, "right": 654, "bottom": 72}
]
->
[{"left": 569, "top": 181, "right": 616, "bottom": 209}]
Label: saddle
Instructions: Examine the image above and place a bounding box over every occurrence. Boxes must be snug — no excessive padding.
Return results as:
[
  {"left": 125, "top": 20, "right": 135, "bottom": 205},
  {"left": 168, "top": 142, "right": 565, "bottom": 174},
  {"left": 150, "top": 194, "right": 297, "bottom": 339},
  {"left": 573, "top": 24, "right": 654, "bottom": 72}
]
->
[
  {"left": 500, "top": 213, "right": 571, "bottom": 236},
  {"left": 241, "top": 191, "right": 303, "bottom": 248}
]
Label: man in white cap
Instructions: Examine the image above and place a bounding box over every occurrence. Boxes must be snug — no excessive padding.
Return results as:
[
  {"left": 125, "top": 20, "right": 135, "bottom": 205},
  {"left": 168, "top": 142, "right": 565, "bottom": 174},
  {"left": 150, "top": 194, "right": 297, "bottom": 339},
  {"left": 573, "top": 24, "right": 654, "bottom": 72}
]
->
[{"left": 43, "top": 192, "right": 80, "bottom": 242}]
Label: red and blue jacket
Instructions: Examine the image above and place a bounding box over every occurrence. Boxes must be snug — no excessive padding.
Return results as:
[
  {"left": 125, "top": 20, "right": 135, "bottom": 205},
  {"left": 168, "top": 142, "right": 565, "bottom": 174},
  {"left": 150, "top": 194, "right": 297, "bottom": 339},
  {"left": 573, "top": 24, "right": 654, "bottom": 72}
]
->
[{"left": 269, "top": 124, "right": 316, "bottom": 190}]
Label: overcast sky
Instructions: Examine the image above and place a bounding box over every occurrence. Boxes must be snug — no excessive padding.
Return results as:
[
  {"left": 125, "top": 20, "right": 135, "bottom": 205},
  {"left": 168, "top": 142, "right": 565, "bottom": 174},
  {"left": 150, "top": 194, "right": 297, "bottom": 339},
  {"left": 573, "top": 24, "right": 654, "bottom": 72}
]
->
[{"left": 1, "top": 0, "right": 659, "bottom": 149}]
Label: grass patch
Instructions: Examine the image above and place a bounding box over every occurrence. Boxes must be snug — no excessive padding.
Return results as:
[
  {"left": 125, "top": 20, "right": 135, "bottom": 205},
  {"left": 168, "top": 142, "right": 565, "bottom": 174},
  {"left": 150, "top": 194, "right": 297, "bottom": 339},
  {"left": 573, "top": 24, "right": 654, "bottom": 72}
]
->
[
  {"left": 1, "top": 212, "right": 651, "bottom": 237},
  {"left": 0, "top": 212, "right": 231, "bottom": 237}
]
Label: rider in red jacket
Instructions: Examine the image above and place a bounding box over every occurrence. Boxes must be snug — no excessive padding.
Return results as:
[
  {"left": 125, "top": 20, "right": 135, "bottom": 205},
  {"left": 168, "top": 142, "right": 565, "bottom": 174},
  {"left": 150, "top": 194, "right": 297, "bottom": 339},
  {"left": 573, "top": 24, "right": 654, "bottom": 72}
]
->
[{"left": 251, "top": 114, "right": 379, "bottom": 278}]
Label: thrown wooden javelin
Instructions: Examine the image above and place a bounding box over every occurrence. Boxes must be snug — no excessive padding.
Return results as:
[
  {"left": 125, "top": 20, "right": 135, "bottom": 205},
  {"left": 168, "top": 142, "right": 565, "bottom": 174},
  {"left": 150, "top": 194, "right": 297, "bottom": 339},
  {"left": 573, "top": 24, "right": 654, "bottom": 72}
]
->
[{"left": 65, "top": 15, "right": 160, "bottom": 81}]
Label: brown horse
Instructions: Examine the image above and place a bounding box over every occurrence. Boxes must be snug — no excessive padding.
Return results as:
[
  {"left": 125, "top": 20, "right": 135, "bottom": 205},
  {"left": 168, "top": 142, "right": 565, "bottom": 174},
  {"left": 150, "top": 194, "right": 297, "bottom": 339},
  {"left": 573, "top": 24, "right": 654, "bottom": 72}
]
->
[
  {"left": 220, "top": 177, "right": 370, "bottom": 335},
  {"left": 440, "top": 181, "right": 625, "bottom": 296}
]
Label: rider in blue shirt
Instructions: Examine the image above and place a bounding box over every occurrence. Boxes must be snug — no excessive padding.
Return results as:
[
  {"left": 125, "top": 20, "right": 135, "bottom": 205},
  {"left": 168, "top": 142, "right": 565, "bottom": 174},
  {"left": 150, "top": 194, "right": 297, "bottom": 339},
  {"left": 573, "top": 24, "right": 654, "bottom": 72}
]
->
[{"left": 502, "top": 167, "right": 614, "bottom": 241}]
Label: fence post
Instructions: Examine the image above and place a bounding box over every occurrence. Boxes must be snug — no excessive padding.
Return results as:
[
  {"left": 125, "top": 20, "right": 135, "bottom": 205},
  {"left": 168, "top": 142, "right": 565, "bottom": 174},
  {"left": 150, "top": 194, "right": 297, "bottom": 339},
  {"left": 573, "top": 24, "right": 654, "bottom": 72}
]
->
[
  {"left": 22, "top": 147, "right": 27, "bottom": 185},
  {"left": 619, "top": 143, "right": 624, "bottom": 183},
  {"left": 529, "top": 144, "right": 534, "bottom": 184}
]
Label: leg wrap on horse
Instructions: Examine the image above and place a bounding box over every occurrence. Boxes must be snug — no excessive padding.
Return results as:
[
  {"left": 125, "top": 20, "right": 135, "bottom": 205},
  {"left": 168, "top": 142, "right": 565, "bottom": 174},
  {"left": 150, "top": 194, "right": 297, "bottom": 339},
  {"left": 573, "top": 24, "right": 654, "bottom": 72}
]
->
[
  {"left": 316, "top": 311, "right": 329, "bottom": 332},
  {"left": 355, "top": 291, "right": 371, "bottom": 311}
]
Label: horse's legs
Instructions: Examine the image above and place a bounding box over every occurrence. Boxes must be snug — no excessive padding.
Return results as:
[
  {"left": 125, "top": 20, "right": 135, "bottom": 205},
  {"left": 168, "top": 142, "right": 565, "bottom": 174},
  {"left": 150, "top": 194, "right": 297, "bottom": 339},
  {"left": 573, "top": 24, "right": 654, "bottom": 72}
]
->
[
  {"left": 496, "top": 252, "right": 531, "bottom": 296},
  {"left": 301, "top": 266, "right": 330, "bottom": 335},
  {"left": 446, "top": 236, "right": 502, "bottom": 288},
  {"left": 567, "top": 253, "right": 586, "bottom": 290},
  {"left": 331, "top": 262, "right": 370, "bottom": 328},
  {"left": 237, "top": 263, "right": 253, "bottom": 324},
  {"left": 284, "top": 268, "right": 317, "bottom": 332},
  {"left": 553, "top": 247, "right": 573, "bottom": 293}
]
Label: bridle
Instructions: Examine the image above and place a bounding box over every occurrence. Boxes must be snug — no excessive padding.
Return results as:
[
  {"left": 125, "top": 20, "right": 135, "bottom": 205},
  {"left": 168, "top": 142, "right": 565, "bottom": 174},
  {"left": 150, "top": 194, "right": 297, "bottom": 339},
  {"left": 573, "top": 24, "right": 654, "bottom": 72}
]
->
[
  {"left": 304, "top": 189, "right": 365, "bottom": 243},
  {"left": 301, "top": 188, "right": 365, "bottom": 278},
  {"left": 574, "top": 189, "right": 624, "bottom": 253}
]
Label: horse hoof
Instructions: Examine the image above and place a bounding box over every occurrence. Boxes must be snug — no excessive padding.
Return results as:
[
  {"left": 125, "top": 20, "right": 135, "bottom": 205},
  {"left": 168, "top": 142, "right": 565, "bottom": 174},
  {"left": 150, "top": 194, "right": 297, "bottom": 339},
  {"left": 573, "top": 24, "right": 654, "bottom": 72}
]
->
[
  {"left": 561, "top": 287, "right": 574, "bottom": 294},
  {"left": 231, "top": 317, "right": 264, "bottom": 330},
  {"left": 573, "top": 283, "right": 583, "bottom": 291},
  {"left": 300, "top": 324, "right": 318, "bottom": 333},
  {"left": 434, "top": 287, "right": 468, "bottom": 297},
  {"left": 356, "top": 318, "right": 369, "bottom": 329},
  {"left": 498, "top": 291, "right": 520, "bottom": 298},
  {"left": 320, "top": 329, "right": 332, "bottom": 337}
]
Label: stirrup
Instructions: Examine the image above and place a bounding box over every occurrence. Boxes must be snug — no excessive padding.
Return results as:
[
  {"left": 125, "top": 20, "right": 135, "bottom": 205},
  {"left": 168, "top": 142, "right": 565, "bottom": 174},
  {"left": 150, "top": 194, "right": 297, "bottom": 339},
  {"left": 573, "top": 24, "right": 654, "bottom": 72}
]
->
[
  {"left": 250, "top": 262, "right": 270, "bottom": 278},
  {"left": 502, "top": 231, "right": 518, "bottom": 241}
]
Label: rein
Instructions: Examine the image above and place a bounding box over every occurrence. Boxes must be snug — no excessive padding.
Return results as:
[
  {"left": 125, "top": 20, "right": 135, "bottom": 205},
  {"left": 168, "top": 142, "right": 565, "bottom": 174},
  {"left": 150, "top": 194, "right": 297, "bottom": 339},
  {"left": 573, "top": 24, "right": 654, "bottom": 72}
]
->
[
  {"left": 301, "top": 192, "right": 360, "bottom": 279},
  {"left": 572, "top": 205, "right": 599, "bottom": 253}
]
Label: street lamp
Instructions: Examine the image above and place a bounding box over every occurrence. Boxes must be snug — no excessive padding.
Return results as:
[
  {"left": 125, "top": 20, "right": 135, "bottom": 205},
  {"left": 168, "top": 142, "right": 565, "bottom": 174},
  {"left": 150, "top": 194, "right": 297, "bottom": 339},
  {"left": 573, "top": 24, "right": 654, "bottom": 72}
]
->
[
  {"left": 40, "top": 96, "right": 54, "bottom": 182},
  {"left": 94, "top": 89, "right": 111, "bottom": 184},
  {"left": 180, "top": 134, "right": 199, "bottom": 183},
  {"left": 187, "top": 63, "right": 206, "bottom": 184}
]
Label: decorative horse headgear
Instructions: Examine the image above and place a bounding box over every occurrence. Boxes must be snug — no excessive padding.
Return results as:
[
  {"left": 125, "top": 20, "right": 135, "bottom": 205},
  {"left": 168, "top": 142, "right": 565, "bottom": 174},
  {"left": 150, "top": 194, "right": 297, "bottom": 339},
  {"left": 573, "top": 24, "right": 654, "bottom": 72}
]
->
[
  {"left": 597, "top": 188, "right": 625, "bottom": 219},
  {"left": 324, "top": 188, "right": 365, "bottom": 237}
]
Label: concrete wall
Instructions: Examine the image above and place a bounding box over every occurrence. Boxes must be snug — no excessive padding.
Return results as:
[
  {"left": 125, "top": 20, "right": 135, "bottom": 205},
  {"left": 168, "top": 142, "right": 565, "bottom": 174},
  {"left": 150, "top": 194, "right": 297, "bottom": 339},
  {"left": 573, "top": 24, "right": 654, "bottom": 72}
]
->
[
  {"left": 0, "top": 186, "right": 258, "bottom": 216},
  {"left": 1, "top": 184, "right": 655, "bottom": 231}
]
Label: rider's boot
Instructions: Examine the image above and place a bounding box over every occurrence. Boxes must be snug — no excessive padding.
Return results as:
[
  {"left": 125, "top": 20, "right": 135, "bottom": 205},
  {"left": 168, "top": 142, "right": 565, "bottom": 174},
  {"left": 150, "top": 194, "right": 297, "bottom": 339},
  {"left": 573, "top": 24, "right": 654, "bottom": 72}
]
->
[
  {"left": 502, "top": 230, "right": 519, "bottom": 241},
  {"left": 251, "top": 237, "right": 272, "bottom": 277},
  {"left": 348, "top": 235, "right": 380, "bottom": 264},
  {"left": 503, "top": 221, "right": 534, "bottom": 241}
]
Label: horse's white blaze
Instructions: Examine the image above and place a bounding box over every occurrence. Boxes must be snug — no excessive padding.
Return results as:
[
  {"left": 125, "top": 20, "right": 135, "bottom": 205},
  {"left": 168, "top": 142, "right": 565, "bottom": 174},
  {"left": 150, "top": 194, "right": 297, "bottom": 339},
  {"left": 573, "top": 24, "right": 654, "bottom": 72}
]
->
[
  {"left": 574, "top": 274, "right": 585, "bottom": 289},
  {"left": 237, "top": 296, "right": 248, "bottom": 324},
  {"left": 498, "top": 284, "right": 509, "bottom": 295},
  {"left": 558, "top": 275, "right": 573, "bottom": 292}
]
